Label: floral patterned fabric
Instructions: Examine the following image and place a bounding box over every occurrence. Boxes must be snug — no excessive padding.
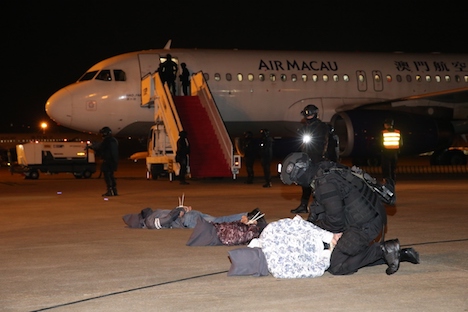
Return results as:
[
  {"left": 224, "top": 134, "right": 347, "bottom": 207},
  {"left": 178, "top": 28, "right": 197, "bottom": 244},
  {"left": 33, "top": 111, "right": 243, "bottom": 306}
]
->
[
  {"left": 213, "top": 222, "right": 260, "bottom": 246},
  {"left": 258, "top": 215, "right": 334, "bottom": 278}
]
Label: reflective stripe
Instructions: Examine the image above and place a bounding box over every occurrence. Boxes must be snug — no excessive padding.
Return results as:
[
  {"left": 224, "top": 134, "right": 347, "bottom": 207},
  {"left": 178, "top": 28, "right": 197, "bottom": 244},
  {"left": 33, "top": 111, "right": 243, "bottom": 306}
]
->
[{"left": 382, "top": 130, "right": 400, "bottom": 149}]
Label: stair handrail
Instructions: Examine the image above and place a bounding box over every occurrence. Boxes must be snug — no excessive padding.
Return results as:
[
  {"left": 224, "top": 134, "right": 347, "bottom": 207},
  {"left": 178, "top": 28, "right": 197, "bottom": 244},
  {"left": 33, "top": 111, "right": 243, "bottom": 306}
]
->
[
  {"left": 190, "top": 72, "right": 233, "bottom": 170},
  {"left": 153, "top": 73, "right": 183, "bottom": 153}
]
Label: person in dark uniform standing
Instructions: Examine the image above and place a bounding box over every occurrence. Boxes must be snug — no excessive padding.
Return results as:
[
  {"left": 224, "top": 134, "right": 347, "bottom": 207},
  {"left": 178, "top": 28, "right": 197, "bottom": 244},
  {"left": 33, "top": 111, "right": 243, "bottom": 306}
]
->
[
  {"left": 260, "top": 129, "right": 274, "bottom": 188},
  {"left": 176, "top": 130, "right": 190, "bottom": 185},
  {"left": 179, "top": 62, "right": 190, "bottom": 96},
  {"left": 242, "top": 131, "right": 256, "bottom": 184},
  {"left": 92, "top": 126, "right": 119, "bottom": 196},
  {"left": 160, "top": 54, "right": 178, "bottom": 94},
  {"left": 291, "top": 104, "right": 329, "bottom": 213},
  {"left": 381, "top": 118, "right": 402, "bottom": 184}
]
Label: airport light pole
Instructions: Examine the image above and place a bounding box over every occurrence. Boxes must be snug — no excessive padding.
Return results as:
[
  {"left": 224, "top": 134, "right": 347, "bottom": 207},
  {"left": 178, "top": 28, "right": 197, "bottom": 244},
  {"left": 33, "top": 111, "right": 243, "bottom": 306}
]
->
[{"left": 41, "top": 122, "right": 48, "bottom": 135}]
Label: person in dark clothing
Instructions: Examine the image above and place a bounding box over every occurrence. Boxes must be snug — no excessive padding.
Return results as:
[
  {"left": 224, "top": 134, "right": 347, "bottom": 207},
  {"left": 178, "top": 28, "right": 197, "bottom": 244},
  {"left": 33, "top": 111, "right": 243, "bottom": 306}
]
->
[
  {"left": 326, "top": 124, "right": 340, "bottom": 162},
  {"left": 91, "top": 126, "right": 119, "bottom": 196},
  {"left": 176, "top": 130, "right": 190, "bottom": 185},
  {"left": 291, "top": 104, "right": 329, "bottom": 213},
  {"left": 260, "top": 129, "right": 274, "bottom": 188},
  {"left": 160, "top": 54, "right": 178, "bottom": 94},
  {"left": 381, "top": 118, "right": 402, "bottom": 184},
  {"left": 280, "top": 154, "right": 420, "bottom": 275},
  {"left": 242, "top": 131, "right": 256, "bottom": 184},
  {"left": 179, "top": 62, "right": 190, "bottom": 96}
]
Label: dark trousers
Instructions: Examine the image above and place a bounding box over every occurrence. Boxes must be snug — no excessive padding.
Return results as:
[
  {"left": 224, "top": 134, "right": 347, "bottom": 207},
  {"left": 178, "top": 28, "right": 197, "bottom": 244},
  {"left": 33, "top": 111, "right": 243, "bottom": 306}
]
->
[
  {"left": 103, "top": 170, "right": 116, "bottom": 190},
  {"left": 245, "top": 157, "right": 254, "bottom": 182},
  {"left": 261, "top": 158, "right": 271, "bottom": 183},
  {"left": 301, "top": 186, "right": 313, "bottom": 205},
  {"left": 382, "top": 152, "right": 398, "bottom": 182},
  {"left": 179, "top": 158, "right": 188, "bottom": 182},
  {"left": 328, "top": 215, "right": 385, "bottom": 275}
]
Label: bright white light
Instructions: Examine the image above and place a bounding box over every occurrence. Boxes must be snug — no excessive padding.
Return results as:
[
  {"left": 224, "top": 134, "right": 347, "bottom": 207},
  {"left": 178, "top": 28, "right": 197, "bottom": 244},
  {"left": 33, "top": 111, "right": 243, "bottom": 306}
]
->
[{"left": 302, "top": 134, "right": 312, "bottom": 143}]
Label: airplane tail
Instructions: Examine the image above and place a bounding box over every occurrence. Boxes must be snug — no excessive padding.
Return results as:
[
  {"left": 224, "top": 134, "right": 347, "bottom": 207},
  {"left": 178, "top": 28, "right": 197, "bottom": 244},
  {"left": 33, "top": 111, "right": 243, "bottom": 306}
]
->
[{"left": 164, "top": 40, "right": 172, "bottom": 50}]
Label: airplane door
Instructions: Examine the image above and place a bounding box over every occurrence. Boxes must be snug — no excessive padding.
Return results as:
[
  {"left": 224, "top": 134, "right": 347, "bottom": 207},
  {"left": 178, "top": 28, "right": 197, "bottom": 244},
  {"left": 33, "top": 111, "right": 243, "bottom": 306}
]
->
[
  {"left": 138, "top": 54, "right": 162, "bottom": 78},
  {"left": 372, "top": 70, "right": 383, "bottom": 92},
  {"left": 356, "top": 70, "right": 367, "bottom": 92}
]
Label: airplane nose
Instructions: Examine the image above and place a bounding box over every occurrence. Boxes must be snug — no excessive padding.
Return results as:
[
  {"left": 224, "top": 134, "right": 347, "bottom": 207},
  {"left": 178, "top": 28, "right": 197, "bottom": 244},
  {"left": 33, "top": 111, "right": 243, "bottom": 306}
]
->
[{"left": 45, "top": 87, "right": 72, "bottom": 127}]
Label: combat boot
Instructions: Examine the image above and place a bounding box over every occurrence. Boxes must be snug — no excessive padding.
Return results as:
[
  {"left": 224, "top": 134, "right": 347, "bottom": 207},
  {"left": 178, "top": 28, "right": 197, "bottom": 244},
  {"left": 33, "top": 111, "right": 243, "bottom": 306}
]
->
[
  {"left": 112, "top": 188, "right": 118, "bottom": 196},
  {"left": 400, "top": 247, "right": 419, "bottom": 264},
  {"left": 102, "top": 188, "right": 115, "bottom": 197},
  {"left": 381, "top": 239, "right": 400, "bottom": 275},
  {"left": 290, "top": 203, "right": 309, "bottom": 214}
]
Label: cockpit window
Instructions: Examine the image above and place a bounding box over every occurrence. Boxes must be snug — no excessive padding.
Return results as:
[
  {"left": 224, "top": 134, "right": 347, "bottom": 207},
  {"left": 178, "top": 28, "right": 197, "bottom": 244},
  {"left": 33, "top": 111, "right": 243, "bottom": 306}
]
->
[
  {"left": 78, "top": 70, "right": 98, "bottom": 82},
  {"left": 113, "top": 70, "right": 126, "bottom": 81},
  {"left": 95, "top": 70, "right": 112, "bottom": 81}
]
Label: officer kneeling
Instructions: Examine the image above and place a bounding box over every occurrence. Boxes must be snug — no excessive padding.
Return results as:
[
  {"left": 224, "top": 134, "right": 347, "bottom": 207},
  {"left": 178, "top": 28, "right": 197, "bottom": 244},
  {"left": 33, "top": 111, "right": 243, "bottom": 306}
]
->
[{"left": 280, "top": 152, "right": 419, "bottom": 275}]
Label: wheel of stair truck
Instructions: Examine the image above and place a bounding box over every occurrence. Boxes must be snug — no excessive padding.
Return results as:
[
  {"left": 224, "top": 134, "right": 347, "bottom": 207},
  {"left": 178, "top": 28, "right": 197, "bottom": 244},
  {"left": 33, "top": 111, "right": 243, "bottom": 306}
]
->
[
  {"left": 27, "top": 169, "right": 40, "bottom": 180},
  {"left": 150, "top": 164, "right": 164, "bottom": 180}
]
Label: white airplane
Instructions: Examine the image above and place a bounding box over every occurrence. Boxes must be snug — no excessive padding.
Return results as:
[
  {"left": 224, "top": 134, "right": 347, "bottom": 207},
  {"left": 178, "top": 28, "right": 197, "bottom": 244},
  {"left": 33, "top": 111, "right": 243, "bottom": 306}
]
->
[{"left": 45, "top": 41, "right": 468, "bottom": 165}]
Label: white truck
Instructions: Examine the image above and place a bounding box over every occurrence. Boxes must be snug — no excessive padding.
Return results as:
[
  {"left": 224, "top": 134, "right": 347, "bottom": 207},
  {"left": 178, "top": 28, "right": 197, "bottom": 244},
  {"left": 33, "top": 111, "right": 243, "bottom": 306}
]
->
[{"left": 14, "top": 141, "right": 96, "bottom": 179}]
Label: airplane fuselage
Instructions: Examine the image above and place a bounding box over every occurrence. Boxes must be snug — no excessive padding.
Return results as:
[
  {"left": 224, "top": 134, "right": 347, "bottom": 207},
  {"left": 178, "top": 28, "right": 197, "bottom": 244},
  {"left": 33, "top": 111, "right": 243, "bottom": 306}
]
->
[{"left": 45, "top": 48, "right": 468, "bottom": 159}]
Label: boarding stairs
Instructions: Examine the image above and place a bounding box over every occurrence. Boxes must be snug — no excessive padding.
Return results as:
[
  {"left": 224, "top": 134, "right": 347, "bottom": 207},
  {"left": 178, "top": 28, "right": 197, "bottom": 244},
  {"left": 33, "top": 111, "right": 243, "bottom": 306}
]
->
[{"left": 141, "top": 71, "right": 239, "bottom": 179}]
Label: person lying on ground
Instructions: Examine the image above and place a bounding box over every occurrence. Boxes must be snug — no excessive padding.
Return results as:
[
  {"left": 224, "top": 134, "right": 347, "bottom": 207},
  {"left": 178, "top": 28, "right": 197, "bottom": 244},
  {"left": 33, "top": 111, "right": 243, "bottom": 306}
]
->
[{"left": 122, "top": 205, "right": 256, "bottom": 230}]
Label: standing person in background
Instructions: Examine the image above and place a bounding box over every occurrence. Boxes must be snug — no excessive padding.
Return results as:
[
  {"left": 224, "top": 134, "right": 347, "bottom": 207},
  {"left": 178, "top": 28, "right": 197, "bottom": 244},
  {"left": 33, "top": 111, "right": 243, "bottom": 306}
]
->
[
  {"left": 291, "top": 104, "right": 329, "bottom": 214},
  {"left": 160, "top": 54, "right": 178, "bottom": 94},
  {"left": 260, "top": 129, "right": 274, "bottom": 188},
  {"left": 381, "top": 118, "right": 402, "bottom": 184},
  {"left": 179, "top": 62, "right": 190, "bottom": 96},
  {"left": 242, "top": 131, "right": 256, "bottom": 184},
  {"left": 91, "top": 126, "right": 119, "bottom": 196},
  {"left": 176, "top": 130, "right": 190, "bottom": 185}
]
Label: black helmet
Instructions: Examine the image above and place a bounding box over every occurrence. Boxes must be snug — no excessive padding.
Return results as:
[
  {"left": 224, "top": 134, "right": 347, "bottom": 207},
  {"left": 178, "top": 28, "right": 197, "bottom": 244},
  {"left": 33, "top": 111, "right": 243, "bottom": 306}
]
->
[
  {"left": 280, "top": 152, "right": 316, "bottom": 187},
  {"left": 384, "top": 118, "right": 394, "bottom": 127},
  {"left": 179, "top": 130, "right": 187, "bottom": 138},
  {"left": 99, "top": 126, "right": 112, "bottom": 137},
  {"left": 301, "top": 104, "right": 319, "bottom": 117}
]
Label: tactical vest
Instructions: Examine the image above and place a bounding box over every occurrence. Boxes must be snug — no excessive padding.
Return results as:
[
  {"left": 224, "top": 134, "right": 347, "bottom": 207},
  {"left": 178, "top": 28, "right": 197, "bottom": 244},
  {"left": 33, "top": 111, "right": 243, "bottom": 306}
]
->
[{"left": 313, "top": 162, "right": 386, "bottom": 228}]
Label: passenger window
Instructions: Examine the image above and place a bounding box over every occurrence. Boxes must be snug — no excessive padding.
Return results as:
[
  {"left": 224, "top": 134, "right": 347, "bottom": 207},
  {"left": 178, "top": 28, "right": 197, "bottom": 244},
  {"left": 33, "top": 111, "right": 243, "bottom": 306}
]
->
[
  {"left": 302, "top": 74, "right": 308, "bottom": 82},
  {"left": 396, "top": 75, "right": 402, "bottom": 82},
  {"left": 96, "top": 70, "right": 112, "bottom": 81},
  {"left": 291, "top": 74, "right": 297, "bottom": 82},
  {"left": 416, "top": 75, "right": 422, "bottom": 82},
  {"left": 113, "top": 70, "right": 126, "bottom": 81},
  {"left": 435, "top": 75, "right": 441, "bottom": 82},
  {"left": 237, "top": 73, "right": 243, "bottom": 82},
  {"left": 248, "top": 73, "right": 254, "bottom": 81},
  {"left": 464, "top": 75, "right": 468, "bottom": 83},
  {"left": 386, "top": 75, "right": 392, "bottom": 82},
  {"left": 426, "top": 75, "right": 431, "bottom": 82},
  {"left": 406, "top": 75, "right": 412, "bottom": 82},
  {"left": 445, "top": 75, "right": 451, "bottom": 82},
  {"left": 226, "top": 73, "right": 232, "bottom": 81},
  {"left": 343, "top": 74, "right": 350, "bottom": 82},
  {"left": 323, "top": 74, "right": 329, "bottom": 82},
  {"left": 455, "top": 75, "right": 461, "bottom": 82},
  {"left": 214, "top": 73, "right": 221, "bottom": 81},
  {"left": 333, "top": 74, "right": 339, "bottom": 82},
  {"left": 259, "top": 74, "right": 265, "bottom": 81},
  {"left": 374, "top": 73, "right": 381, "bottom": 83},
  {"left": 270, "top": 74, "right": 276, "bottom": 82},
  {"left": 280, "top": 74, "right": 287, "bottom": 82},
  {"left": 79, "top": 70, "right": 98, "bottom": 82},
  {"left": 312, "top": 74, "right": 318, "bottom": 82},
  {"left": 203, "top": 73, "right": 210, "bottom": 81}
]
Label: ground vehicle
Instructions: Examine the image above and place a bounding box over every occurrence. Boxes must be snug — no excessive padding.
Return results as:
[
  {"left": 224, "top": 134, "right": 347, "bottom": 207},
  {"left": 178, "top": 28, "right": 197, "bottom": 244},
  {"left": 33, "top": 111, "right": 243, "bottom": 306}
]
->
[{"left": 14, "top": 141, "right": 96, "bottom": 179}]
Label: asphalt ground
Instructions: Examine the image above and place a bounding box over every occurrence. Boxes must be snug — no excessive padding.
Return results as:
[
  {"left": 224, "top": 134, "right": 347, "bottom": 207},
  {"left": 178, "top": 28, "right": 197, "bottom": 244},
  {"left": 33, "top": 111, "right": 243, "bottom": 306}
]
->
[{"left": 1, "top": 157, "right": 467, "bottom": 312}]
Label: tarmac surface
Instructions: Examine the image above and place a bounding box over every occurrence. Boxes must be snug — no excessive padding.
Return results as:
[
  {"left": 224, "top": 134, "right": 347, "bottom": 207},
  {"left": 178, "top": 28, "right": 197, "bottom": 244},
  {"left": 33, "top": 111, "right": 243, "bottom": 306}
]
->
[{"left": 1, "top": 157, "right": 467, "bottom": 312}]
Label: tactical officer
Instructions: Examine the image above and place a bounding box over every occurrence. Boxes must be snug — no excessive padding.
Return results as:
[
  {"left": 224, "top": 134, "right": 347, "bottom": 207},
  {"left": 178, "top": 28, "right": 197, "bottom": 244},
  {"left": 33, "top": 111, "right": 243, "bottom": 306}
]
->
[
  {"left": 92, "top": 126, "right": 119, "bottom": 196},
  {"left": 260, "top": 129, "right": 274, "bottom": 188},
  {"left": 291, "top": 104, "right": 329, "bottom": 213},
  {"left": 281, "top": 153, "right": 420, "bottom": 275},
  {"left": 176, "top": 130, "right": 190, "bottom": 185},
  {"left": 381, "top": 118, "right": 402, "bottom": 183},
  {"left": 242, "top": 131, "right": 256, "bottom": 184}
]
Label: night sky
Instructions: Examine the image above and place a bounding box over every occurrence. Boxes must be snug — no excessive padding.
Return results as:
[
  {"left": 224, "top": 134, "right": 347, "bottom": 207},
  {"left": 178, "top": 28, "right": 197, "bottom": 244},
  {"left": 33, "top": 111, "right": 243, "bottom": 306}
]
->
[{"left": 2, "top": 1, "right": 467, "bottom": 133}]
